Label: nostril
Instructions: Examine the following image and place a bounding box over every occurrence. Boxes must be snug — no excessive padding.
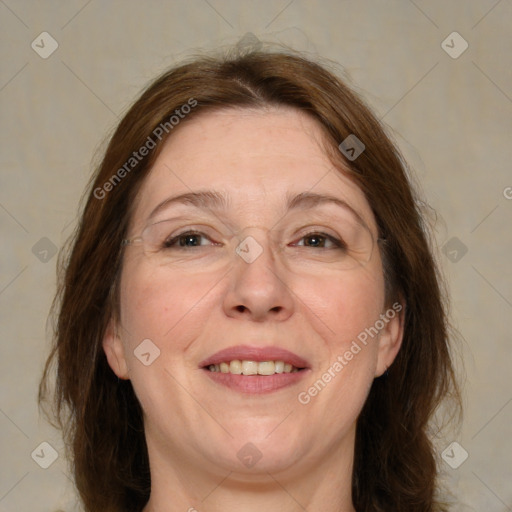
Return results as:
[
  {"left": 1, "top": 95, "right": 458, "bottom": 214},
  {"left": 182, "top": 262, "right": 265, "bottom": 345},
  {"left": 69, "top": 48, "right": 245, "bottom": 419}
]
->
[{"left": 235, "top": 305, "right": 282, "bottom": 314}]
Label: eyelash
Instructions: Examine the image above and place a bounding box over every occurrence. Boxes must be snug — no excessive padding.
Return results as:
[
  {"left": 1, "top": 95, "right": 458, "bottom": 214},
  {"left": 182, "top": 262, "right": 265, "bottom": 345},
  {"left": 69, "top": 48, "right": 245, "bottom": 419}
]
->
[
  {"left": 164, "top": 230, "right": 345, "bottom": 250},
  {"left": 164, "top": 230, "right": 220, "bottom": 249}
]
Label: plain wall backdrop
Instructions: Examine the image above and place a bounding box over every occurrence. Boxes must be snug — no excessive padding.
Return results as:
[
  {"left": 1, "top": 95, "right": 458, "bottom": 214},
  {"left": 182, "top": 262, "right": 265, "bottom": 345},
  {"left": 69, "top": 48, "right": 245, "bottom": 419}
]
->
[{"left": 1, "top": 1, "right": 511, "bottom": 510}]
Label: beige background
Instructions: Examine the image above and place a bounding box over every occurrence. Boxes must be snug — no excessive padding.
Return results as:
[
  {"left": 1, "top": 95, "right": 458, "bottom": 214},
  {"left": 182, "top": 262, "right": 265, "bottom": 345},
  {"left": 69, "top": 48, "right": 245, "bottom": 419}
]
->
[{"left": 1, "top": 1, "right": 511, "bottom": 510}]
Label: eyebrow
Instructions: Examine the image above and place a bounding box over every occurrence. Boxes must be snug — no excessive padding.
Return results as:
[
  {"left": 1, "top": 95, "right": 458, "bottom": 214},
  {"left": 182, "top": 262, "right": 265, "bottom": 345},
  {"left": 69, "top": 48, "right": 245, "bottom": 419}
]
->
[
  {"left": 148, "top": 191, "right": 230, "bottom": 221},
  {"left": 287, "top": 191, "right": 367, "bottom": 227},
  {"left": 147, "top": 190, "right": 367, "bottom": 227}
]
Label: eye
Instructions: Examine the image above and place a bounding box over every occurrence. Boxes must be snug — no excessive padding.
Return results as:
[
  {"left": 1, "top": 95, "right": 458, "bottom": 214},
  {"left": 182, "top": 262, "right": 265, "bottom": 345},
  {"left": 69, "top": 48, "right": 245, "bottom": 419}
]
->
[
  {"left": 292, "top": 232, "right": 346, "bottom": 250},
  {"left": 163, "top": 230, "right": 219, "bottom": 249}
]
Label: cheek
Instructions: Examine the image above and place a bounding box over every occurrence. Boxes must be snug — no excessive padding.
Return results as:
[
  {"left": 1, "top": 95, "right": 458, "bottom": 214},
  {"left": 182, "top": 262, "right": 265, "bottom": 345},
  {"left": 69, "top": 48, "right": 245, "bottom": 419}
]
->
[
  {"left": 294, "top": 262, "right": 386, "bottom": 349},
  {"left": 117, "top": 264, "right": 221, "bottom": 416},
  {"left": 119, "top": 263, "right": 221, "bottom": 343},
  {"left": 292, "top": 262, "right": 385, "bottom": 412},
  {"left": 294, "top": 270, "right": 384, "bottom": 435}
]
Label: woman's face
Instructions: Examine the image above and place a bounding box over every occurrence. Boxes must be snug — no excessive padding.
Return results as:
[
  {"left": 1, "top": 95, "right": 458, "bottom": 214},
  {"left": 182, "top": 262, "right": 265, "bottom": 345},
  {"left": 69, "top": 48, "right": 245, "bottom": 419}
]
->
[{"left": 104, "top": 107, "right": 403, "bottom": 479}]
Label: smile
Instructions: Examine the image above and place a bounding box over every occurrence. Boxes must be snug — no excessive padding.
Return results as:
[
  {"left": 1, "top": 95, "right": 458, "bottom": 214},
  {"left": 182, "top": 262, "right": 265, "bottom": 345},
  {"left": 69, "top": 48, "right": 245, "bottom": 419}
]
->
[
  {"left": 199, "top": 345, "right": 310, "bottom": 393},
  {"left": 207, "top": 360, "right": 300, "bottom": 375}
]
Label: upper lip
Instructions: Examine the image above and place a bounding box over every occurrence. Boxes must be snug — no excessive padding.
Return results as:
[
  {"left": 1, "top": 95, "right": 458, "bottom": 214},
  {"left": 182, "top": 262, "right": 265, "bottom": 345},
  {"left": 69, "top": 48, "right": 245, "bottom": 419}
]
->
[{"left": 199, "top": 345, "right": 310, "bottom": 369}]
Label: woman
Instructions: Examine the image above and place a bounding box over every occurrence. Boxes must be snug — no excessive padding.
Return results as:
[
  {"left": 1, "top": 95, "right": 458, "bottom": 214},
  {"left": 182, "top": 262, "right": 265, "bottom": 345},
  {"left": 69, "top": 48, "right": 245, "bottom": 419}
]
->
[{"left": 40, "top": 48, "right": 461, "bottom": 512}]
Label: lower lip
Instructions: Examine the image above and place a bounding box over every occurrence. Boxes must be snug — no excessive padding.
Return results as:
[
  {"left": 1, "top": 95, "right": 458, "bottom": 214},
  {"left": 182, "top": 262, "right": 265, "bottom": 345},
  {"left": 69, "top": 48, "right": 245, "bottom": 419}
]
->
[{"left": 203, "top": 369, "right": 310, "bottom": 393}]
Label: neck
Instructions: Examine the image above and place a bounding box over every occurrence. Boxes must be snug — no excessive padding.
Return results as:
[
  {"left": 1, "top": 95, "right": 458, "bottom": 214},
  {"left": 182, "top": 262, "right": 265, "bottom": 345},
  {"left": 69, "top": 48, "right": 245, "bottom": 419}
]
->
[{"left": 142, "top": 432, "right": 357, "bottom": 512}]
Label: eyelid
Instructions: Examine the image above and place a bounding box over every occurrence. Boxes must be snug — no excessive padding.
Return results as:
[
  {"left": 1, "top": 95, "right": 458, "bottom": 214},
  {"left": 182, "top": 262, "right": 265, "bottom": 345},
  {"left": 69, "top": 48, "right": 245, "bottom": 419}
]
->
[
  {"left": 164, "top": 227, "right": 344, "bottom": 250},
  {"left": 287, "top": 220, "right": 348, "bottom": 239},
  {"left": 289, "top": 230, "right": 344, "bottom": 248},
  {"left": 143, "top": 214, "right": 359, "bottom": 247},
  {"left": 155, "top": 218, "right": 345, "bottom": 234},
  {"left": 148, "top": 211, "right": 235, "bottom": 236},
  {"left": 164, "top": 228, "right": 222, "bottom": 247}
]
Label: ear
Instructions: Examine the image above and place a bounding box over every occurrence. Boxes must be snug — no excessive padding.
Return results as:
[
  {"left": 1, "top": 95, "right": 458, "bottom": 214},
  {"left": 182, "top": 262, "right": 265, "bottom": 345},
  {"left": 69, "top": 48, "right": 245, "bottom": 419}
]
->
[
  {"left": 102, "top": 319, "right": 130, "bottom": 379},
  {"left": 374, "top": 301, "right": 405, "bottom": 377}
]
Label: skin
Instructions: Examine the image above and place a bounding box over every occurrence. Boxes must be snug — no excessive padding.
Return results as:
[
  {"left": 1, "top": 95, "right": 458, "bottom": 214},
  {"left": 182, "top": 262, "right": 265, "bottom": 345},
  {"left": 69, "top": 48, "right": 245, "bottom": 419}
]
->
[{"left": 103, "top": 107, "right": 404, "bottom": 512}]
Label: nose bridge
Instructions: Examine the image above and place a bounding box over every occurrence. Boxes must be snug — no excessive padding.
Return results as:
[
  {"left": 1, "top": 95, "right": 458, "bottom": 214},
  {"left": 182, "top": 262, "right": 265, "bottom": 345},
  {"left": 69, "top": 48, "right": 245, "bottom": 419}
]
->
[
  {"left": 237, "top": 225, "right": 272, "bottom": 239},
  {"left": 233, "top": 225, "right": 276, "bottom": 265},
  {"left": 223, "top": 224, "right": 294, "bottom": 321}
]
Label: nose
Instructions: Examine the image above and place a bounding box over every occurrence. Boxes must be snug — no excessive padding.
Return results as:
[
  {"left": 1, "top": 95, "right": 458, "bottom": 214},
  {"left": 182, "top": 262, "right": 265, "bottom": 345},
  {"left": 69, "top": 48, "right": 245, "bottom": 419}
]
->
[{"left": 222, "top": 228, "right": 295, "bottom": 322}]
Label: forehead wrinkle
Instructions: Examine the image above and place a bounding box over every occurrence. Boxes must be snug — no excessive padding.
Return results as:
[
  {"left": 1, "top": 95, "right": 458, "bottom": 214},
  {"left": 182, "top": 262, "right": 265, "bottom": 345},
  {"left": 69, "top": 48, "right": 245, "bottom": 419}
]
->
[
  {"left": 146, "top": 188, "right": 369, "bottom": 233},
  {"left": 147, "top": 190, "right": 230, "bottom": 222},
  {"left": 286, "top": 191, "right": 369, "bottom": 230}
]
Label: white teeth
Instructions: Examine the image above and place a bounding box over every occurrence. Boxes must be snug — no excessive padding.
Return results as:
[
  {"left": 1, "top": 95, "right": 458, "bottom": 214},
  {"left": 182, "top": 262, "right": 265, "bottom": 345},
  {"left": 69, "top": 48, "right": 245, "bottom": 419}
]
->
[
  {"left": 229, "top": 360, "right": 242, "bottom": 374},
  {"left": 241, "top": 360, "right": 258, "bottom": 375},
  {"left": 274, "top": 361, "right": 284, "bottom": 373},
  {"left": 207, "top": 360, "right": 300, "bottom": 375},
  {"left": 257, "top": 361, "right": 275, "bottom": 375}
]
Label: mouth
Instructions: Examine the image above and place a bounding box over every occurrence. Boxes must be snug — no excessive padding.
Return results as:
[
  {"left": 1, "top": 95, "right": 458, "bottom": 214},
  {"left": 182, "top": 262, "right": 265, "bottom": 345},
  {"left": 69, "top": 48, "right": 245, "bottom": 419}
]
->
[{"left": 199, "top": 345, "right": 310, "bottom": 394}]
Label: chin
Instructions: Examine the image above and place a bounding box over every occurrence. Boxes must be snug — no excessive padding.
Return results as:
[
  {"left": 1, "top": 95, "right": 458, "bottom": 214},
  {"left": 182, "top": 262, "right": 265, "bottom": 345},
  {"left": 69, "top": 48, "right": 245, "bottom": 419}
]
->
[
  {"left": 201, "top": 423, "right": 311, "bottom": 475},
  {"left": 209, "top": 441, "right": 306, "bottom": 477}
]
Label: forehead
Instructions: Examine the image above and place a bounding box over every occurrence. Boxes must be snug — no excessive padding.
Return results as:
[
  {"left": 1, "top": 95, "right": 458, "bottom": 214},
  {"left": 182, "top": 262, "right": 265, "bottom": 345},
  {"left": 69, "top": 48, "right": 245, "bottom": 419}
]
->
[{"left": 131, "top": 107, "right": 376, "bottom": 233}]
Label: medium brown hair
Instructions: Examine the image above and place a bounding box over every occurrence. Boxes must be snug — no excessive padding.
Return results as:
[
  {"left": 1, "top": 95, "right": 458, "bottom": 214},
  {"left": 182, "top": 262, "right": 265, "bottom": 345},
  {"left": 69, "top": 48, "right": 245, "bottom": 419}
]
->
[{"left": 40, "top": 47, "right": 461, "bottom": 512}]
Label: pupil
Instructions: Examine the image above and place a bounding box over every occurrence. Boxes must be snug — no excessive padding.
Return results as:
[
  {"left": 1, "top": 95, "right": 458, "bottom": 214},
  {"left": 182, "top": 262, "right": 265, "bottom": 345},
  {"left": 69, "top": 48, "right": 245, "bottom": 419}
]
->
[
  {"left": 307, "top": 235, "right": 323, "bottom": 247},
  {"left": 180, "top": 235, "right": 199, "bottom": 246}
]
